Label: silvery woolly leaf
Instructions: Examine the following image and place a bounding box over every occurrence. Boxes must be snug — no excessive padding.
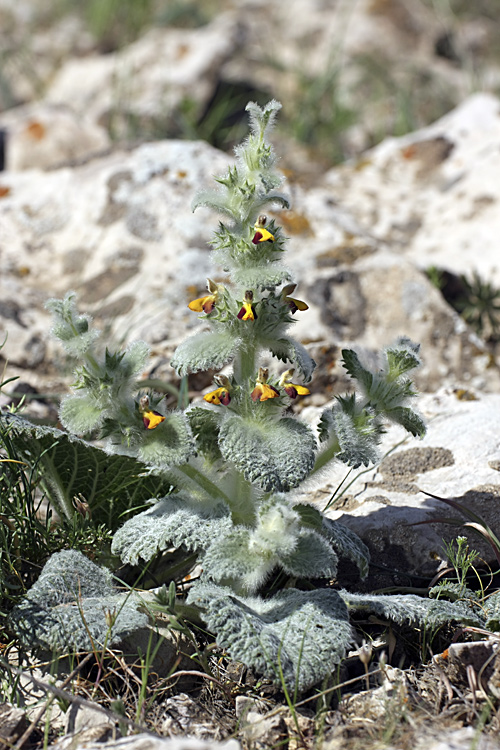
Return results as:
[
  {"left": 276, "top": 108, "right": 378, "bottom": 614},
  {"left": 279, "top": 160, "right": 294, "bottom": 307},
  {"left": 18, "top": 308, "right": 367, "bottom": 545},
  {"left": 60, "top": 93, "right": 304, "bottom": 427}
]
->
[
  {"left": 188, "top": 406, "right": 223, "bottom": 463},
  {"left": 60, "top": 394, "right": 104, "bottom": 434},
  {"left": 201, "top": 527, "right": 276, "bottom": 592},
  {"left": 112, "top": 494, "right": 232, "bottom": 565},
  {"left": 384, "top": 406, "right": 426, "bottom": 437},
  {"left": 218, "top": 415, "right": 316, "bottom": 492},
  {"left": 339, "top": 591, "right": 483, "bottom": 628},
  {"left": 188, "top": 582, "right": 352, "bottom": 693},
  {"left": 482, "top": 590, "right": 500, "bottom": 631},
  {"left": 280, "top": 530, "right": 338, "bottom": 580},
  {"left": 231, "top": 262, "right": 292, "bottom": 291},
  {"left": 320, "top": 518, "right": 370, "bottom": 580},
  {"left": 170, "top": 330, "right": 241, "bottom": 376},
  {"left": 137, "top": 411, "right": 195, "bottom": 467},
  {"left": 9, "top": 550, "right": 148, "bottom": 651}
]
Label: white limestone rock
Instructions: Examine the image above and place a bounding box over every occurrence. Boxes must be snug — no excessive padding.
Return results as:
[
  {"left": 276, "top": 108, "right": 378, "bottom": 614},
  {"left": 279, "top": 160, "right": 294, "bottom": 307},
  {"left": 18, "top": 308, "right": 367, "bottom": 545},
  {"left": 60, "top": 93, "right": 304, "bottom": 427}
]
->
[
  {"left": 0, "top": 103, "right": 110, "bottom": 171},
  {"left": 324, "top": 93, "right": 500, "bottom": 288},
  {"left": 45, "top": 14, "right": 241, "bottom": 141},
  {"left": 297, "top": 388, "right": 500, "bottom": 577}
]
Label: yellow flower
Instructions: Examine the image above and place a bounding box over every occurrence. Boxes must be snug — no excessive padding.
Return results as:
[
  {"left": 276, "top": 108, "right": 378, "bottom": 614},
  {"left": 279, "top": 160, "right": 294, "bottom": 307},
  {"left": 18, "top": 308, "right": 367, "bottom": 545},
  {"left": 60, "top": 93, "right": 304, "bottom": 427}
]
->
[
  {"left": 281, "top": 283, "right": 308, "bottom": 314},
  {"left": 251, "top": 368, "right": 280, "bottom": 402},
  {"left": 188, "top": 294, "right": 217, "bottom": 314},
  {"left": 204, "top": 387, "right": 231, "bottom": 406},
  {"left": 203, "top": 376, "right": 231, "bottom": 405},
  {"left": 188, "top": 278, "right": 220, "bottom": 314},
  {"left": 142, "top": 410, "right": 166, "bottom": 429},
  {"left": 278, "top": 368, "right": 310, "bottom": 399},
  {"left": 252, "top": 214, "right": 275, "bottom": 244},
  {"left": 139, "top": 395, "right": 165, "bottom": 429},
  {"left": 237, "top": 290, "right": 257, "bottom": 321}
]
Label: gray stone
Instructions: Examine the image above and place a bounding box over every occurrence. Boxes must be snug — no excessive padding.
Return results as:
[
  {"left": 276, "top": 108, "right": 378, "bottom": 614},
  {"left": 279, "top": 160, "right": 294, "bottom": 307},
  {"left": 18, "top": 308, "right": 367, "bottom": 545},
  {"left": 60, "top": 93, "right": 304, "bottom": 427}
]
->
[
  {"left": 64, "top": 704, "right": 115, "bottom": 736},
  {"left": 323, "top": 93, "right": 500, "bottom": 289},
  {"left": 160, "top": 694, "right": 228, "bottom": 742},
  {"left": 297, "top": 388, "right": 500, "bottom": 577},
  {"left": 0, "top": 103, "right": 110, "bottom": 171},
  {"left": 239, "top": 710, "right": 288, "bottom": 750},
  {"left": 45, "top": 14, "right": 240, "bottom": 142},
  {"left": 0, "top": 703, "right": 29, "bottom": 749}
]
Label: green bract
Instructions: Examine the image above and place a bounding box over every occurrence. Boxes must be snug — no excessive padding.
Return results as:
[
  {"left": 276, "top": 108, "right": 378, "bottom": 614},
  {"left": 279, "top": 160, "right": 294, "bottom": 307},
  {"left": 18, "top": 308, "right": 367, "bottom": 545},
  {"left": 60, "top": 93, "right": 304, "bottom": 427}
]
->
[{"left": 10, "top": 100, "right": 476, "bottom": 694}]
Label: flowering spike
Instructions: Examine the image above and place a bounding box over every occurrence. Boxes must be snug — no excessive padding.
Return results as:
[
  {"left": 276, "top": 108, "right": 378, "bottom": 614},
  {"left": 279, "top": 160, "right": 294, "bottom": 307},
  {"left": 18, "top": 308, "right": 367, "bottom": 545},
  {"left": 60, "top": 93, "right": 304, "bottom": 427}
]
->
[
  {"left": 252, "top": 215, "right": 275, "bottom": 244},
  {"left": 237, "top": 290, "right": 257, "bottom": 321}
]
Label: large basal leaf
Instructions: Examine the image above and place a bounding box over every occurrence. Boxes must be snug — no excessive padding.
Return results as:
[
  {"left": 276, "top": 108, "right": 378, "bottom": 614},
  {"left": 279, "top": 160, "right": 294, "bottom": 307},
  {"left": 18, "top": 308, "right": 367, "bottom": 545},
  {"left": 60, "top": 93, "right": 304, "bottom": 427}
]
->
[
  {"left": 187, "top": 582, "right": 352, "bottom": 693},
  {"left": 218, "top": 415, "right": 316, "bottom": 492},
  {"left": 0, "top": 413, "right": 171, "bottom": 528},
  {"left": 340, "top": 591, "right": 483, "bottom": 628},
  {"left": 112, "top": 494, "right": 232, "bottom": 565},
  {"left": 10, "top": 550, "right": 148, "bottom": 651}
]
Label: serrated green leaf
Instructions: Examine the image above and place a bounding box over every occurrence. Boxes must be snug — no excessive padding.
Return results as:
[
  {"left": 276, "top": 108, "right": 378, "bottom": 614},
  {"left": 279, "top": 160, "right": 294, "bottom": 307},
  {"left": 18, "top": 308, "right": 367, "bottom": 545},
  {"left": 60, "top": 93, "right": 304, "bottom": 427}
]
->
[
  {"left": 428, "top": 582, "right": 481, "bottom": 604},
  {"left": 9, "top": 550, "right": 148, "bottom": 651},
  {"left": 188, "top": 582, "right": 352, "bottom": 692},
  {"left": 385, "top": 340, "right": 421, "bottom": 378},
  {"left": 112, "top": 494, "right": 232, "bottom": 565},
  {"left": 0, "top": 413, "right": 172, "bottom": 528},
  {"left": 170, "top": 330, "right": 241, "bottom": 376},
  {"left": 218, "top": 415, "right": 316, "bottom": 492},
  {"left": 341, "top": 349, "right": 373, "bottom": 391},
  {"left": 330, "top": 396, "right": 382, "bottom": 468}
]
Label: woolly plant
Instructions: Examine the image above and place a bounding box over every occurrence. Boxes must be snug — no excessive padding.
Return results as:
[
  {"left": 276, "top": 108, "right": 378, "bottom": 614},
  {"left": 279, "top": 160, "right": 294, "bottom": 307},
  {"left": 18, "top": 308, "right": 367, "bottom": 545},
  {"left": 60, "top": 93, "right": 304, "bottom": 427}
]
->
[{"left": 6, "top": 101, "right": 482, "bottom": 692}]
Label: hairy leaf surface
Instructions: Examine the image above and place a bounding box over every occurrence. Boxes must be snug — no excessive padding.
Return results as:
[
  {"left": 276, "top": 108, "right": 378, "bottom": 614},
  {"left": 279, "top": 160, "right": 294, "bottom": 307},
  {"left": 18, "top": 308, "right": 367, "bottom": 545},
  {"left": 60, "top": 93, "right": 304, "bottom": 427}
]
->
[
  {"left": 112, "top": 494, "right": 232, "bottom": 565},
  {"left": 188, "top": 582, "right": 352, "bottom": 692},
  {"left": 218, "top": 415, "right": 316, "bottom": 492},
  {"left": 340, "top": 591, "right": 483, "bottom": 627},
  {"left": 268, "top": 337, "right": 316, "bottom": 382},
  {"left": 321, "top": 518, "right": 370, "bottom": 579},
  {"left": 10, "top": 550, "right": 148, "bottom": 651},
  {"left": 170, "top": 330, "right": 241, "bottom": 376}
]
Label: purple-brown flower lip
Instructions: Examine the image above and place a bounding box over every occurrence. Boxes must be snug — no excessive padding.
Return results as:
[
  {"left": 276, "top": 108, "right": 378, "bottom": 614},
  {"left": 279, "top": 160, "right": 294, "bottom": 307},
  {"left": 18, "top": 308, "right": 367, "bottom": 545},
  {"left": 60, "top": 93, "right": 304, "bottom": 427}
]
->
[{"left": 252, "top": 214, "right": 274, "bottom": 244}]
